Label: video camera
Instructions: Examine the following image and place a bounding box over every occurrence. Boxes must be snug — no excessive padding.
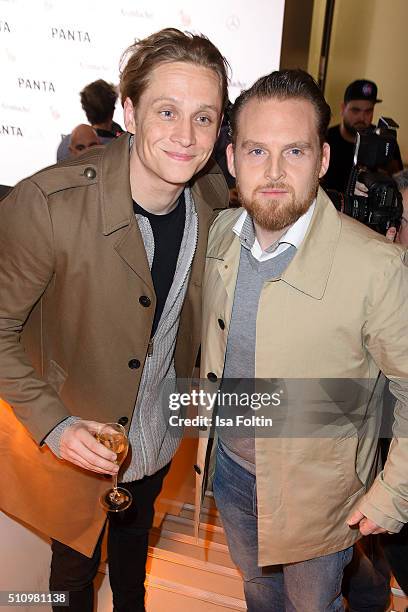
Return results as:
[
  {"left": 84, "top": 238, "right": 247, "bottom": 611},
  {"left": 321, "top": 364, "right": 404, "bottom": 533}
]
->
[{"left": 328, "top": 117, "right": 403, "bottom": 235}]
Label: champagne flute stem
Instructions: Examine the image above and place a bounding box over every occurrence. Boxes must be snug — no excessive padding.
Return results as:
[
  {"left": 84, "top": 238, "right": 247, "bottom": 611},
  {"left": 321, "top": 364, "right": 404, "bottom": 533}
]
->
[{"left": 112, "top": 471, "right": 118, "bottom": 495}]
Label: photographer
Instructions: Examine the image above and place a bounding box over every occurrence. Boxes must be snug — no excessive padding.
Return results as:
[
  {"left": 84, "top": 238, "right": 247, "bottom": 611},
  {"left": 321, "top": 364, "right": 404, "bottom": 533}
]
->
[{"left": 323, "top": 80, "right": 402, "bottom": 193}]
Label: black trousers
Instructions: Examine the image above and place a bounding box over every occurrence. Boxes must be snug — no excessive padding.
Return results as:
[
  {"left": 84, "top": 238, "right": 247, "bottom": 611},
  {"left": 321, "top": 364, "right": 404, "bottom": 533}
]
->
[
  {"left": 380, "top": 437, "right": 408, "bottom": 595},
  {"left": 342, "top": 537, "right": 391, "bottom": 612},
  {"left": 49, "top": 462, "right": 170, "bottom": 612},
  {"left": 382, "top": 525, "right": 408, "bottom": 594}
]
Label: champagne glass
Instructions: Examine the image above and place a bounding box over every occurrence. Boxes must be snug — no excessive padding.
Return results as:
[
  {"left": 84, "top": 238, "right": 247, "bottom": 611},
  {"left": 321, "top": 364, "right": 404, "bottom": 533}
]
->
[{"left": 97, "top": 423, "right": 132, "bottom": 512}]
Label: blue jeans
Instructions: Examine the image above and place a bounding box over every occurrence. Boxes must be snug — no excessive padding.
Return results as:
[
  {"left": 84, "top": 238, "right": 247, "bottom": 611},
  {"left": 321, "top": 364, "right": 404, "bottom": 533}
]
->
[{"left": 213, "top": 442, "right": 353, "bottom": 612}]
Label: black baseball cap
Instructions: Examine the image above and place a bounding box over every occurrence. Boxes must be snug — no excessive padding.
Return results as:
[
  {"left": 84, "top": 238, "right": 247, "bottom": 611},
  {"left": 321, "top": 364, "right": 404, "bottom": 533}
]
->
[{"left": 344, "top": 80, "right": 382, "bottom": 104}]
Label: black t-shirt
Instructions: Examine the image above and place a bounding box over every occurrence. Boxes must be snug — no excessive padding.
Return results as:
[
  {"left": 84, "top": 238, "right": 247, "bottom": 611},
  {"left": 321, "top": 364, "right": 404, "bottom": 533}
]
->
[
  {"left": 323, "top": 124, "right": 403, "bottom": 193},
  {"left": 133, "top": 193, "right": 186, "bottom": 336}
]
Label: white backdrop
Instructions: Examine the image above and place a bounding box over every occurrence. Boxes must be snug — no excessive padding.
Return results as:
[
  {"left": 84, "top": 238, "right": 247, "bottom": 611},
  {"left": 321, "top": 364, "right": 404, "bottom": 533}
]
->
[{"left": 0, "top": 0, "right": 285, "bottom": 186}]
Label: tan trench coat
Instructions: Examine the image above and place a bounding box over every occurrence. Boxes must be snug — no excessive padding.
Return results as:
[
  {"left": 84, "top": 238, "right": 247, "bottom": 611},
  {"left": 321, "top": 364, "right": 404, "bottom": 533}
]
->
[
  {"left": 195, "top": 187, "right": 408, "bottom": 566},
  {"left": 0, "top": 134, "right": 228, "bottom": 557}
]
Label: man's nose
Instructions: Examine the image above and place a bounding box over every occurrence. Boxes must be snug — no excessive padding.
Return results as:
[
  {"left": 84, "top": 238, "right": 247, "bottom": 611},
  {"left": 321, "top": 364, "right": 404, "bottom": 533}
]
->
[
  {"left": 171, "top": 118, "right": 196, "bottom": 147},
  {"left": 264, "top": 156, "right": 285, "bottom": 182},
  {"left": 359, "top": 112, "right": 371, "bottom": 125}
]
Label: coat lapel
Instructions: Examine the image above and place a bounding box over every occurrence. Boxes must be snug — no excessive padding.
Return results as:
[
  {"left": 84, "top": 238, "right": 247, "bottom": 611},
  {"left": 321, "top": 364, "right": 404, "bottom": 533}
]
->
[
  {"left": 207, "top": 207, "right": 242, "bottom": 302},
  {"left": 99, "top": 134, "right": 154, "bottom": 292},
  {"left": 114, "top": 221, "right": 154, "bottom": 292},
  {"left": 281, "top": 188, "right": 342, "bottom": 299}
]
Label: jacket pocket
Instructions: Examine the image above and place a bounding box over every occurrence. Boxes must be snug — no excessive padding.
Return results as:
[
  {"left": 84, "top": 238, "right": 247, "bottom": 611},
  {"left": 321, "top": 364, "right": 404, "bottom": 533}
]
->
[
  {"left": 335, "top": 435, "right": 365, "bottom": 500},
  {"left": 44, "top": 359, "right": 67, "bottom": 394}
]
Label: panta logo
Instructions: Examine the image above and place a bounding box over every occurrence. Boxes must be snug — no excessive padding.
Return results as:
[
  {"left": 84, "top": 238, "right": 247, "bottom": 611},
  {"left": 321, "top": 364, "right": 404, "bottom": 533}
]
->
[
  {"left": 0, "top": 20, "right": 11, "bottom": 32},
  {"left": 1, "top": 125, "right": 23, "bottom": 136},
  {"left": 51, "top": 27, "right": 91, "bottom": 42},
  {"left": 18, "top": 78, "right": 55, "bottom": 92}
]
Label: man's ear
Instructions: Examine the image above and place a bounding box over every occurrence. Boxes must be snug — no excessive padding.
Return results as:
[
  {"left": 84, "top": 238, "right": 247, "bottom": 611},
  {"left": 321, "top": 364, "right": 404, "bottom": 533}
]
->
[
  {"left": 340, "top": 102, "right": 346, "bottom": 117},
  {"left": 226, "top": 143, "right": 236, "bottom": 178},
  {"left": 319, "top": 142, "right": 330, "bottom": 179},
  {"left": 124, "top": 97, "right": 136, "bottom": 134}
]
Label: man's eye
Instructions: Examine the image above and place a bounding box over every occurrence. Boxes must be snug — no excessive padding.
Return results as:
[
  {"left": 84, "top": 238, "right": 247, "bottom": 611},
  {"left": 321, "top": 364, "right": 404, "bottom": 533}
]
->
[
  {"left": 196, "top": 115, "right": 211, "bottom": 124},
  {"left": 250, "top": 148, "right": 264, "bottom": 156},
  {"left": 289, "top": 148, "right": 302, "bottom": 156},
  {"left": 159, "top": 110, "right": 174, "bottom": 119}
]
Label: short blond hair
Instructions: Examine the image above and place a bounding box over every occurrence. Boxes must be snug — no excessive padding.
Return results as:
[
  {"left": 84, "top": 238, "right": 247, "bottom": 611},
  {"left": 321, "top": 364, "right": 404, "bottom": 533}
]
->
[{"left": 119, "top": 28, "right": 229, "bottom": 112}]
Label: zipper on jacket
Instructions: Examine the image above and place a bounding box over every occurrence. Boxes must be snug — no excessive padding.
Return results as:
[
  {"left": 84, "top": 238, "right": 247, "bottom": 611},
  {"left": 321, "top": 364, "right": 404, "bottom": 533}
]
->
[{"left": 147, "top": 338, "right": 154, "bottom": 357}]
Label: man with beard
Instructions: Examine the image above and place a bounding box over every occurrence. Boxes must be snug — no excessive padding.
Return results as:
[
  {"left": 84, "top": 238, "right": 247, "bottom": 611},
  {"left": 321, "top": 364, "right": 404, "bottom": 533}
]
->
[
  {"left": 194, "top": 70, "right": 408, "bottom": 610},
  {"left": 323, "top": 79, "right": 402, "bottom": 193}
]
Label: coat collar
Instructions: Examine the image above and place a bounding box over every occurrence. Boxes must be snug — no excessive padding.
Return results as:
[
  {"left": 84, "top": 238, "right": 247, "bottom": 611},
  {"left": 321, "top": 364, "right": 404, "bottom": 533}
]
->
[
  {"left": 99, "top": 133, "right": 134, "bottom": 236},
  {"left": 210, "top": 187, "right": 342, "bottom": 300},
  {"left": 282, "top": 188, "right": 342, "bottom": 299}
]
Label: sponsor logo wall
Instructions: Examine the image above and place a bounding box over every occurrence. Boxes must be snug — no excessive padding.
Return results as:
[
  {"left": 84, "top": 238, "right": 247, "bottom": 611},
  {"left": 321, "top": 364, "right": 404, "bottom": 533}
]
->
[{"left": 0, "top": 0, "right": 285, "bottom": 185}]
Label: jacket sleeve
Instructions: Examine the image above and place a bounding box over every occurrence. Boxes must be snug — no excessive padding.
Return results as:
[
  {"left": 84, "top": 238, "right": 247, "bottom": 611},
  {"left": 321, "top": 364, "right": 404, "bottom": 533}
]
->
[
  {"left": 0, "top": 179, "right": 71, "bottom": 443},
  {"left": 357, "top": 248, "right": 408, "bottom": 531}
]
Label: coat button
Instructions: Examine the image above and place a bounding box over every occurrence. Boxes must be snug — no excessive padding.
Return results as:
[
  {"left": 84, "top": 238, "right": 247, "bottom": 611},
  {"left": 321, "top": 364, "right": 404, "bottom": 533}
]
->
[
  {"left": 128, "top": 358, "right": 141, "bottom": 369},
  {"left": 118, "top": 416, "right": 128, "bottom": 426},
  {"left": 84, "top": 167, "right": 96, "bottom": 179},
  {"left": 194, "top": 464, "right": 201, "bottom": 475},
  {"left": 207, "top": 372, "right": 218, "bottom": 382},
  {"left": 218, "top": 318, "right": 225, "bottom": 330},
  {"left": 139, "top": 295, "right": 151, "bottom": 307}
]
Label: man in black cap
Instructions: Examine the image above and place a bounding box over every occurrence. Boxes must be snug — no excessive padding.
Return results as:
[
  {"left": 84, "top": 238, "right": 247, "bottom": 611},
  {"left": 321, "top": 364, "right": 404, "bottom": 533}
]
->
[{"left": 323, "top": 79, "right": 402, "bottom": 192}]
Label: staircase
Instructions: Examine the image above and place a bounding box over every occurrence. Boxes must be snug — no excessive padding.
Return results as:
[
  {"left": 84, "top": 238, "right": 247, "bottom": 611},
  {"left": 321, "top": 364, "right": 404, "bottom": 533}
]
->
[
  {"left": 96, "top": 492, "right": 246, "bottom": 612},
  {"left": 93, "top": 431, "right": 408, "bottom": 611}
]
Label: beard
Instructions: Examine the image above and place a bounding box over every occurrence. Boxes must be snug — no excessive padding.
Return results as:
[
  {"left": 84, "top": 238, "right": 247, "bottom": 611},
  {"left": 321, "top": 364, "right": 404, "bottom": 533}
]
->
[
  {"left": 237, "top": 168, "right": 320, "bottom": 232},
  {"left": 343, "top": 118, "right": 370, "bottom": 138},
  {"left": 343, "top": 118, "right": 358, "bottom": 137}
]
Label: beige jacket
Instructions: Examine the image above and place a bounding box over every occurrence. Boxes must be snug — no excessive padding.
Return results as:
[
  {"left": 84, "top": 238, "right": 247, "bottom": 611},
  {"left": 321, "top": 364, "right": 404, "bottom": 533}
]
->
[
  {"left": 0, "top": 134, "right": 228, "bottom": 556},
  {"left": 195, "top": 187, "right": 408, "bottom": 565}
]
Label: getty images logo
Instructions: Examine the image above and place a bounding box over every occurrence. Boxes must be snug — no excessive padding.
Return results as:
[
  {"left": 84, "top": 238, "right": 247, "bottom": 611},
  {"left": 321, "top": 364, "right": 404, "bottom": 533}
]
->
[{"left": 51, "top": 27, "right": 91, "bottom": 43}]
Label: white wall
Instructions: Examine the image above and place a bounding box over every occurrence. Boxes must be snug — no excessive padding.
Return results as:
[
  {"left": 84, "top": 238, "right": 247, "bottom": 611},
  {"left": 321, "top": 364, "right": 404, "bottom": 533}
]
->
[{"left": 0, "top": 0, "right": 285, "bottom": 185}]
